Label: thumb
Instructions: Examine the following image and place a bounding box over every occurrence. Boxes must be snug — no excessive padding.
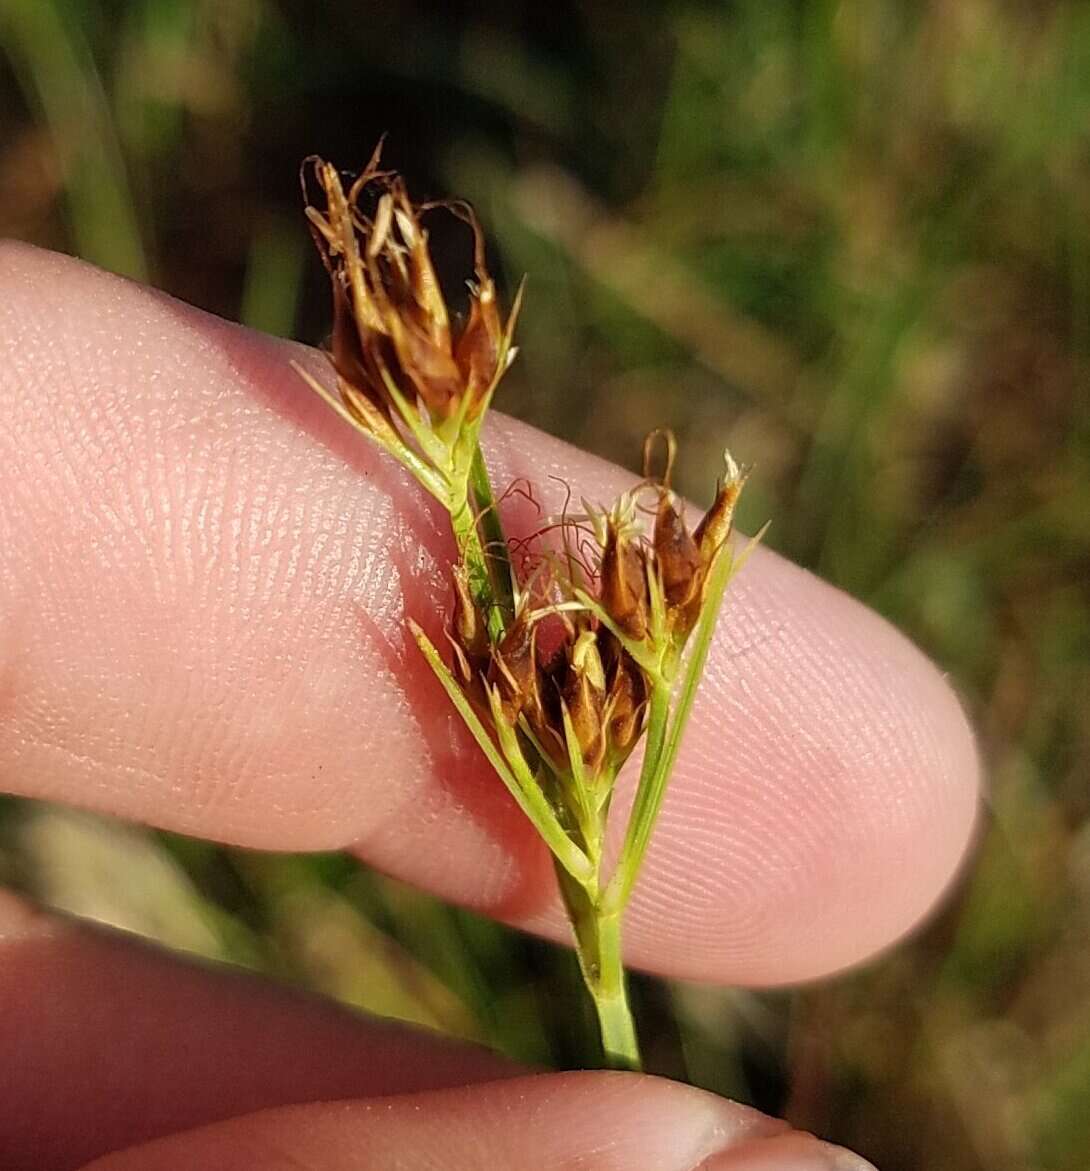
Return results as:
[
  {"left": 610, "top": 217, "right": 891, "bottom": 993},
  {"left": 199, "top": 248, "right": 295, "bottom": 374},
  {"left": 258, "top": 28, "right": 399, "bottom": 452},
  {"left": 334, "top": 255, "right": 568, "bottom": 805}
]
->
[{"left": 83, "top": 1072, "right": 874, "bottom": 1171}]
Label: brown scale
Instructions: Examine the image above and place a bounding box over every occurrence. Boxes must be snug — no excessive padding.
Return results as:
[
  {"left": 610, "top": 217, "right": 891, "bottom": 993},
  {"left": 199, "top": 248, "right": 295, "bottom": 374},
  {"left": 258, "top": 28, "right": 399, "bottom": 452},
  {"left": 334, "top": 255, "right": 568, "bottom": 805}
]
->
[
  {"left": 653, "top": 491, "right": 703, "bottom": 610},
  {"left": 599, "top": 521, "right": 650, "bottom": 640},
  {"left": 487, "top": 610, "right": 540, "bottom": 725},
  {"left": 604, "top": 646, "right": 647, "bottom": 760},
  {"left": 448, "top": 565, "right": 490, "bottom": 694},
  {"left": 560, "top": 628, "right": 607, "bottom": 771}
]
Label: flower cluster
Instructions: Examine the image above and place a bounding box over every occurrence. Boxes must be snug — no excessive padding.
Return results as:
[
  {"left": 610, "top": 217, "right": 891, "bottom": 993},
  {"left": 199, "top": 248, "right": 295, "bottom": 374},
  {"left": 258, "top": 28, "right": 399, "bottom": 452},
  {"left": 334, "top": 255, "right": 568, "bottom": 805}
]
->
[
  {"left": 298, "top": 148, "right": 522, "bottom": 505},
  {"left": 300, "top": 148, "right": 758, "bottom": 1069},
  {"left": 454, "top": 470, "right": 747, "bottom": 748},
  {"left": 443, "top": 454, "right": 748, "bottom": 880}
]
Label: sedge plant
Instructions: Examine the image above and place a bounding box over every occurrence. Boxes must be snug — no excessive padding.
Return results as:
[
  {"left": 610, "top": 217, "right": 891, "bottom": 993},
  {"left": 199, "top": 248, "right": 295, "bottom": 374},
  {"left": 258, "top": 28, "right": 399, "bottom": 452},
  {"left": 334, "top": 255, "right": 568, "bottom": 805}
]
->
[{"left": 296, "top": 148, "right": 763, "bottom": 1070}]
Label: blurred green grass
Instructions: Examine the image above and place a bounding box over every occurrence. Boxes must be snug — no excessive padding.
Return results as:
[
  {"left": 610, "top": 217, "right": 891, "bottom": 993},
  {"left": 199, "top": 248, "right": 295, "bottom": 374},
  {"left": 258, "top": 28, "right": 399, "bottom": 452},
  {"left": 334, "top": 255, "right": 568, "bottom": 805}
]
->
[{"left": 1, "top": 2, "right": 1088, "bottom": 1168}]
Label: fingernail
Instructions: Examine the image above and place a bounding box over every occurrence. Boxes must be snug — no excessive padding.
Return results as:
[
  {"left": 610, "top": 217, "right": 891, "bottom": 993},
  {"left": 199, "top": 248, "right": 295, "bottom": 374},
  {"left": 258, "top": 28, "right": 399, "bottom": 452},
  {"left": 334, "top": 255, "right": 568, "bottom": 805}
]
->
[{"left": 696, "top": 1130, "right": 878, "bottom": 1171}]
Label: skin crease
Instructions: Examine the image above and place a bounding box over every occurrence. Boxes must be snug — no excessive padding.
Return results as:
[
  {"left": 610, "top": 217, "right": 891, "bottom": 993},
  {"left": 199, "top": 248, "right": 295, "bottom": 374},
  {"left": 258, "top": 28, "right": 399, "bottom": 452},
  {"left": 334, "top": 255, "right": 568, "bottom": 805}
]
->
[{"left": 0, "top": 242, "right": 978, "bottom": 1169}]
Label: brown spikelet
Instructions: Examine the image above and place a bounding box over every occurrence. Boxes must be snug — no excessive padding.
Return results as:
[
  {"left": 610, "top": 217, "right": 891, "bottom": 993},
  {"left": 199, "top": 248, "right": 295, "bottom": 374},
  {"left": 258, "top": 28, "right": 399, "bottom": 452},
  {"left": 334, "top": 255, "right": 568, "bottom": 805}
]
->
[
  {"left": 563, "top": 630, "right": 607, "bottom": 768},
  {"left": 488, "top": 610, "right": 542, "bottom": 725},
  {"left": 693, "top": 464, "right": 746, "bottom": 562},
  {"left": 654, "top": 491, "right": 702, "bottom": 609},
  {"left": 605, "top": 649, "right": 646, "bottom": 758},
  {"left": 600, "top": 522, "right": 650, "bottom": 640},
  {"left": 303, "top": 149, "right": 515, "bottom": 432},
  {"left": 452, "top": 207, "right": 507, "bottom": 406}
]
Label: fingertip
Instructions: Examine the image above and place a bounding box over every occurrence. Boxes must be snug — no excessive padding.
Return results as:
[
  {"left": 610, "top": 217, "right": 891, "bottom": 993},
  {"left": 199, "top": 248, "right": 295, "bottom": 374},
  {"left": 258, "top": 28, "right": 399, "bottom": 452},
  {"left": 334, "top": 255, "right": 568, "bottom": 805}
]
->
[
  {"left": 80, "top": 1072, "right": 872, "bottom": 1171},
  {"left": 641, "top": 546, "right": 981, "bottom": 982}
]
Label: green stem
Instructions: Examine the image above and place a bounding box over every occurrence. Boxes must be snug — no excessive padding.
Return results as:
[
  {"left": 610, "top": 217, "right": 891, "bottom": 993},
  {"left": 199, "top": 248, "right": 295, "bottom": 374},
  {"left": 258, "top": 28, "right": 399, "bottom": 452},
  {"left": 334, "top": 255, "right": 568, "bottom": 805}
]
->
[
  {"left": 446, "top": 441, "right": 514, "bottom": 642},
  {"left": 447, "top": 469, "right": 496, "bottom": 629},
  {"left": 590, "top": 910, "right": 640, "bottom": 1070},
  {"left": 604, "top": 681, "right": 671, "bottom": 914},
  {"left": 555, "top": 862, "right": 642, "bottom": 1071},
  {"left": 469, "top": 442, "right": 516, "bottom": 630}
]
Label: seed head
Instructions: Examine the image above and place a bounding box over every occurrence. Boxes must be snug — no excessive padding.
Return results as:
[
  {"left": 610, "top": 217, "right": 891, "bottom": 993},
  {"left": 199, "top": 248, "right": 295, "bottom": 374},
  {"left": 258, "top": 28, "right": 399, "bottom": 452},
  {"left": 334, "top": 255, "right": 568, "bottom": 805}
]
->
[
  {"left": 303, "top": 149, "right": 520, "bottom": 434},
  {"left": 436, "top": 447, "right": 748, "bottom": 836}
]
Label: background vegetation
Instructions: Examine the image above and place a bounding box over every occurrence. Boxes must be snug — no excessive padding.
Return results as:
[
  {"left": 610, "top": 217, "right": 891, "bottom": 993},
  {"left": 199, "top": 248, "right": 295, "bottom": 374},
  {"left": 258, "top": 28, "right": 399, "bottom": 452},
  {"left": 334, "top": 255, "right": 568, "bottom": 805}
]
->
[{"left": 2, "top": 2, "right": 1088, "bottom": 1168}]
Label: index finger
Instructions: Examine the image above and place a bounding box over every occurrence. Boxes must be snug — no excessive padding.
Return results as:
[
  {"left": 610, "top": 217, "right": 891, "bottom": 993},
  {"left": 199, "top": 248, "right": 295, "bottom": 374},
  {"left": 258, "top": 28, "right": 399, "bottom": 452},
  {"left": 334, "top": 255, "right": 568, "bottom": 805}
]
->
[{"left": 0, "top": 242, "right": 979, "bottom": 984}]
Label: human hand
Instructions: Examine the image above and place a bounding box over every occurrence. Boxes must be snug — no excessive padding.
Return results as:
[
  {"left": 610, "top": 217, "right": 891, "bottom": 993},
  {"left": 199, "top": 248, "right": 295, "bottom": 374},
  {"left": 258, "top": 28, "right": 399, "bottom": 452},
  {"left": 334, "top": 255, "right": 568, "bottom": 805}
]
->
[{"left": 0, "top": 243, "right": 978, "bottom": 1170}]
